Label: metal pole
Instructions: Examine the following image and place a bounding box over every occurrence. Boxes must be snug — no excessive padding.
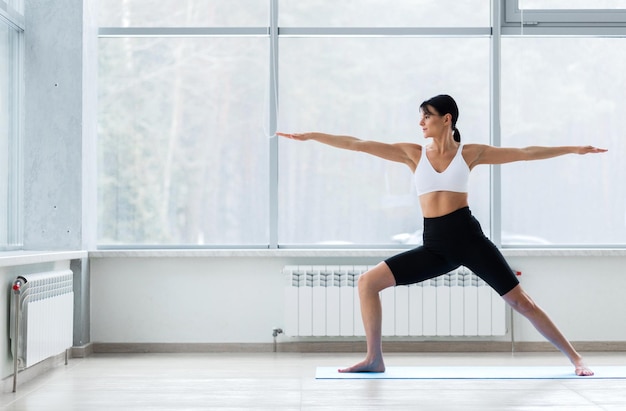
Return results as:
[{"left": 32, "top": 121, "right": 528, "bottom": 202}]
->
[
  {"left": 12, "top": 279, "right": 22, "bottom": 393},
  {"left": 510, "top": 306, "right": 515, "bottom": 353}
]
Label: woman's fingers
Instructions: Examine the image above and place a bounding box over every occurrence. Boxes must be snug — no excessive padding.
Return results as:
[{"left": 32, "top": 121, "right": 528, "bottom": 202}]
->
[{"left": 277, "top": 132, "right": 309, "bottom": 141}]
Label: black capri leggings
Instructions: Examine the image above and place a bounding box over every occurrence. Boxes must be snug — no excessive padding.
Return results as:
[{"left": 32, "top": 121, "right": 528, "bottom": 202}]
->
[{"left": 385, "top": 207, "right": 519, "bottom": 296}]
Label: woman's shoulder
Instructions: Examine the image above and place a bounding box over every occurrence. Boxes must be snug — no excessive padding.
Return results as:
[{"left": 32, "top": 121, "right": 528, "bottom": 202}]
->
[
  {"left": 461, "top": 143, "right": 490, "bottom": 155},
  {"left": 461, "top": 143, "right": 492, "bottom": 168},
  {"left": 461, "top": 143, "right": 487, "bottom": 149}
]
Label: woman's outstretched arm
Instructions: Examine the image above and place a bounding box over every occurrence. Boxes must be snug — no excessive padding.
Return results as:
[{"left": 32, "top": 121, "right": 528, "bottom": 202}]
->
[
  {"left": 277, "top": 132, "right": 421, "bottom": 170},
  {"left": 465, "top": 144, "right": 607, "bottom": 169}
]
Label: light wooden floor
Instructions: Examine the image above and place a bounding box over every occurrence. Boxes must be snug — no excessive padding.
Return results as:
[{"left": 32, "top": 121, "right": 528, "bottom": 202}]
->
[{"left": 2, "top": 352, "right": 626, "bottom": 410}]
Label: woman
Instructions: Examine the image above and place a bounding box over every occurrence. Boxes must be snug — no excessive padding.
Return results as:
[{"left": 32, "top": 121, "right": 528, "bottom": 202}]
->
[{"left": 277, "top": 94, "right": 606, "bottom": 376}]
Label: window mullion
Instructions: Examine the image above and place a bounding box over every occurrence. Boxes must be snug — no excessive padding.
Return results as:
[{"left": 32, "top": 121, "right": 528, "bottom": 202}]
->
[
  {"left": 269, "top": 0, "right": 278, "bottom": 249},
  {"left": 491, "top": 0, "right": 502, "bottom": 247}
]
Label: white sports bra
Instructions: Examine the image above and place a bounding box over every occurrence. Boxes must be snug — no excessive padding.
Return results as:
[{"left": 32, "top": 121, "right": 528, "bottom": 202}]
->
[{"left": 414, "top": 144, "right": 470, "bottom": 196}]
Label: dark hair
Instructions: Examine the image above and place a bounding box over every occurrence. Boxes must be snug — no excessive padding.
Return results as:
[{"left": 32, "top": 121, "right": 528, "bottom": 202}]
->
[{"left": 420, "top": 94, "right": 461, "bottom": 142}]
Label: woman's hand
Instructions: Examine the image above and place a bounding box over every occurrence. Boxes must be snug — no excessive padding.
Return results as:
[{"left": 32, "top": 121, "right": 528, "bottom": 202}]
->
[
  {"left": 574, "top": 145, "right": 608, "bottom": 155},
  {"left": 276, "top": 132, "right": 314, "bottom": 141}
]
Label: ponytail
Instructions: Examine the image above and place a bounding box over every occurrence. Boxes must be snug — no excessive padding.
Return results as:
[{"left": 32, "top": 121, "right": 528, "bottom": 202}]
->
[{"left": 453, "top": 126, "right": 461, "bottom": 143}]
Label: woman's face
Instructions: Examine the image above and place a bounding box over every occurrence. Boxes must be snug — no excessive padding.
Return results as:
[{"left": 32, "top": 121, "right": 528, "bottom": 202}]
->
[{"left": 419, "top": 105, "right": 445, "bottom": 138}]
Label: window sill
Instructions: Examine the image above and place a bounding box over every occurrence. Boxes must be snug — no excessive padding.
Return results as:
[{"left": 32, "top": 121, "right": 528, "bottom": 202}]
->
[
  {"left": 88, "top": 248, "right": 626, "bottom": 258},
  {"left": 0, "top": 250, "right": 88, "bottom": 267}
]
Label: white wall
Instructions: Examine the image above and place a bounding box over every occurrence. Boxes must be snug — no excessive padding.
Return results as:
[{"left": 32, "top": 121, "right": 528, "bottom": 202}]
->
[
  {"left": 89, "top": 251, "right": 626, "bottom": 345},
  {"left": 506, "top": 254, "right": 626, "bottom": 342},
  {"left": 90, "top": 256, "right": 287, "bottom": 343},
  {"left": 2, "top": 251, "right": 624, "bottom": 384}
]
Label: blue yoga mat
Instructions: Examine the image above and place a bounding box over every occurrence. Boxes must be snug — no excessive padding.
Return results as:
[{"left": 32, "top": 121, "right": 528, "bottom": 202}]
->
[{"left": 316, "top": 366, "right": 626, "bottom": 380}]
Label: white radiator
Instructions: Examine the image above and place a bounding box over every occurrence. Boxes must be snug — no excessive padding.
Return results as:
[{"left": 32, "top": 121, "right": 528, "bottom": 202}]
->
[
  {"left": 284, "top": 265, "right": 506, "bottom": 337},
  {"left": 11, "top": 270, "right": 74, "bottom": 369}
]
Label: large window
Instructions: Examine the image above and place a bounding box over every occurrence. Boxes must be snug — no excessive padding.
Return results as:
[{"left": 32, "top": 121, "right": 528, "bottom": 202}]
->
[
  {"left": 98, "top": 37, "right": 269, "bottom": 245},
  {"left": 0, "top": 5, "right": 22, "bottom": 250},
  {"left": 97, "top": 1, "right": 626, "bottom": 248},
  {"left": 278, "top": 37, "right": 490, "bottom": 245},
  {"left": 501, "top": 37, "right": 626, "bottom": 245}
]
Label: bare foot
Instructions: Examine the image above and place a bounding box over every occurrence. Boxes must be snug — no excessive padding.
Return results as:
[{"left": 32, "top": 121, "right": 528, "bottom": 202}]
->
[
  {"left": 575, "top": 364, "right": 594, "bottom": 376},
  {"left": 338, "top": 358, "right": 385, "bottom": 373}
]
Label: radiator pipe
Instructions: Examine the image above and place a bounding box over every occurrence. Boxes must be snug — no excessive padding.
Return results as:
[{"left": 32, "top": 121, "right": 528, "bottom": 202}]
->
[
  {"left": 272, "top": 328, "right": 283, "bottom": 352},
  {"left": 12, "top": 278, "right": 23, "bottom": 393}
]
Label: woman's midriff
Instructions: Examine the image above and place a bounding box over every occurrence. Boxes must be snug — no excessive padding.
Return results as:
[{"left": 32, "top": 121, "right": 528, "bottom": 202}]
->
[{"left": 419, "top": 191, "right": 469, "bottom": 218}]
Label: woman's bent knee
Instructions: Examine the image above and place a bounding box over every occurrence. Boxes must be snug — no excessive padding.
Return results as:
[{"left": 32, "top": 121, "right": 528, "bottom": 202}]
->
[
  {"left": 358, "top": 263, "right": 396, "bottom": 293},
  {"left": 510, "top": 297, "right": 537, "bottom": 315},
  {"left": 502, "top": 285, "right": 537, "bottom": 315}
]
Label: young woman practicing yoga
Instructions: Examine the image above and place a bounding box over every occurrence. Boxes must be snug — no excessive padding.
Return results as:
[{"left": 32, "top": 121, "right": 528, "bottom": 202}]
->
[{"left": 278, "top": 94, "right": 606, "bottom": 376}]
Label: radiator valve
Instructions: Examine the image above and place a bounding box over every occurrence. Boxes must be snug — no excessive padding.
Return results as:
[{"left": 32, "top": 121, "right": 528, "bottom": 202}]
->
[{"left": 272, "top": 328, "right": 283, "bottom": 337}]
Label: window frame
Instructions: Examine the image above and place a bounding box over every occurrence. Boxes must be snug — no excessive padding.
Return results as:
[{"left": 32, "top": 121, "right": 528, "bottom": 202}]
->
[
  {"left": 0, "top": 1, "right": 24, "bottom": 30},
  {"left": 503, "top": 0, "right": 626, "bottom": 38},
  {"left": 505, "top": 0, "right": 626, "bottom": 24},
  {"left": 97, "top": 0, "right": 495, "bottom": 249},
  {"left": 499, "top": 0, "right": 626, "bottom": 247},
  {"left": 95, "top": 0, "right": 626, "bottom": 249},
  {"left": 0, "top": 0, "right": 23, "bottom": 250}
]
